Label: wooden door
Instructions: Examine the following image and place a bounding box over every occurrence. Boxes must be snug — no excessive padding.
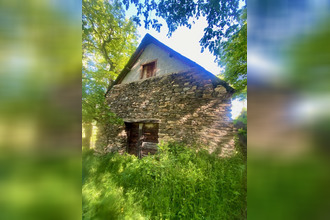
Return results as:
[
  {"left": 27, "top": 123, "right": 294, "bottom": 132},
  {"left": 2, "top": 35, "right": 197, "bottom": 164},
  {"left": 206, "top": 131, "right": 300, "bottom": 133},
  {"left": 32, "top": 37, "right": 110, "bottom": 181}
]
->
[
  {"left": 125, "top": 122, "right": 159, "bottom": 157},
  {"left": 140, "top": 123, "right": 159, "bottom": 157}
]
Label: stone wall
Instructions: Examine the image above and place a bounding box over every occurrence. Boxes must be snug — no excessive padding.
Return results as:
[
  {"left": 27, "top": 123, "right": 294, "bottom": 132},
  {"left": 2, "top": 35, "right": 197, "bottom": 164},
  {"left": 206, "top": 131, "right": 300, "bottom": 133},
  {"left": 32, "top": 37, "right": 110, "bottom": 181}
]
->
[{"left": 98, "top": 70, "right": 236, "bottom": 156}]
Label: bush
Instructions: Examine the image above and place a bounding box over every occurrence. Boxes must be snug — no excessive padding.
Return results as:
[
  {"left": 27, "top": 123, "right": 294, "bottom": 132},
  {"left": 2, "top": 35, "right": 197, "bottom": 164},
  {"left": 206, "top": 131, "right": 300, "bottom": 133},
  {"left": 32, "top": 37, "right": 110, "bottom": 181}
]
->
[
  {"left": 234, "top": 109, "right": 247, "bottom": 158},
  {"left": 82, "top": 143, "right": 246, "bottom": 219}
]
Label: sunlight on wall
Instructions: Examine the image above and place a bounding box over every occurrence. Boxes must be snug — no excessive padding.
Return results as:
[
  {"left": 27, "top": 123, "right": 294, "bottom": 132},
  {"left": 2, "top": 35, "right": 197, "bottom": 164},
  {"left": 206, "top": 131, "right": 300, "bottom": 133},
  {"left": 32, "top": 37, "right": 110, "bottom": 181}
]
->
[
  {"left": 82, "top": 127, "right": 85, "bottom": 138},
  {"left": 90, "top": 125, "right": 98, "bottom": 149}
]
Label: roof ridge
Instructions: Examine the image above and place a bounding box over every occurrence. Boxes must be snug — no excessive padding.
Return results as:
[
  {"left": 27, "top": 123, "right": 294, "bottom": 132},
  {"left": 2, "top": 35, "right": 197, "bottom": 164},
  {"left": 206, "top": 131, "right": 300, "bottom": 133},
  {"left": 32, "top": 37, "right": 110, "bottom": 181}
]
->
[{"left": 105, "top": 34, "right": 234, "bottom": 96}]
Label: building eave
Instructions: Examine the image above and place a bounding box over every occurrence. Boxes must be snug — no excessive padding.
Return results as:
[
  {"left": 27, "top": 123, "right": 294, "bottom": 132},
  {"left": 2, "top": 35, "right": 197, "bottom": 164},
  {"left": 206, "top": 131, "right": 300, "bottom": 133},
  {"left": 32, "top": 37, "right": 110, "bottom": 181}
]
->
[{"left": 105, "top": 33, "right": 235, "bottom": 96}]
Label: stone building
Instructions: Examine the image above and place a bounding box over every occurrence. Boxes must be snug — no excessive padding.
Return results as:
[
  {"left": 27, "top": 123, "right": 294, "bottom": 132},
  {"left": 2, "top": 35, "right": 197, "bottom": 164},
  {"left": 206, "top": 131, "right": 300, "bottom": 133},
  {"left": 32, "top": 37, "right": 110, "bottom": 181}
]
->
[{"left": 99, "top": 34, "right": 236, "bottom": 157}]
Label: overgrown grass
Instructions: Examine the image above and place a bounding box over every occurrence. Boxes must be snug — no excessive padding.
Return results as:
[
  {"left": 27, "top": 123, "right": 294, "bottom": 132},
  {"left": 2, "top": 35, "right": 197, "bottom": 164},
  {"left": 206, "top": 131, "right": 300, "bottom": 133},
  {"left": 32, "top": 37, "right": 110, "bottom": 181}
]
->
[{"left": 82, "top": 142, "right": 246, "bottom": 220}]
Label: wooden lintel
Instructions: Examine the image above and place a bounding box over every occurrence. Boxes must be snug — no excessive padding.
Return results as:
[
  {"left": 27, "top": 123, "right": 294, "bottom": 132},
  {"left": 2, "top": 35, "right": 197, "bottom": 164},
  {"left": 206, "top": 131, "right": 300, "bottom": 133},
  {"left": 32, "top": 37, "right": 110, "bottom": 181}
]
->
[{"left": 124, "top": 119, "right": 160, "bottom": 123}]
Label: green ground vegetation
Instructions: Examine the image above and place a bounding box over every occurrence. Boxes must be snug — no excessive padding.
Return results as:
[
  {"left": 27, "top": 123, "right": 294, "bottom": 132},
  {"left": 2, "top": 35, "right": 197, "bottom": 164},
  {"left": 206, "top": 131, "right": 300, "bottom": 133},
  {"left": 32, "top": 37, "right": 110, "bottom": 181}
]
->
[{"left": 82, "top": 142, "right": 246, "bottom": 220}]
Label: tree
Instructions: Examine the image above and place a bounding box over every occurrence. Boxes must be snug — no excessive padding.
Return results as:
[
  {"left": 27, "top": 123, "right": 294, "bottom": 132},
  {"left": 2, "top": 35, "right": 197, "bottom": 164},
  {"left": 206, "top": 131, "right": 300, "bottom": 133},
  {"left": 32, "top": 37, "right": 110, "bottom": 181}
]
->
[
  {"left": 234, "top": 107, "right": 247, "bottom": 157},
  {"left": 219, "top": 7, "right": 246, "bottom": 97},
  {"left": 122, "top": 0, "right": 246, "bottom": 95},
  {"left": 82, "top": 0, "right": 138, "bottom": 147}
]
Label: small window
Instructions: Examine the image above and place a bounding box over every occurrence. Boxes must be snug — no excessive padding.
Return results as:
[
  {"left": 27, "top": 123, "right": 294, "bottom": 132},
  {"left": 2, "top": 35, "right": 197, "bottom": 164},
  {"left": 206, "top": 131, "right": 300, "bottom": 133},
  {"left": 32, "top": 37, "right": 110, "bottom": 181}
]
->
[{"left": 141, "top": 61, "right": 156, "bottom": 79}]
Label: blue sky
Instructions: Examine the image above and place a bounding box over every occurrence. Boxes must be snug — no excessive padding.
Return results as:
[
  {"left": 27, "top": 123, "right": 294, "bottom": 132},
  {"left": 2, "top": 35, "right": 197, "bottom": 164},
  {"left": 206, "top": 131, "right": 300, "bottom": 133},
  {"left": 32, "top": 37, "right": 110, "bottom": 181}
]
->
[
  {"left": 133, "top": 17, "right": 222, "bottom": 76},
  {"left": 125, "top": 6, "right": 222, "bottom": 75},
  {"left": 125, "top": 4, "right": 246, "bottom": 118}
]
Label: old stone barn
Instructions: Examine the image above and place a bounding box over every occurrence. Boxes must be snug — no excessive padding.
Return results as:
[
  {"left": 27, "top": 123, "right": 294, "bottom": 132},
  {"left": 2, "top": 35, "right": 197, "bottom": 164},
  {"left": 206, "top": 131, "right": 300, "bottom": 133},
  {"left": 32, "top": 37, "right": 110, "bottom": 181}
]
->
[{"left": 98, "top": 34, "right": 236, "bottom": 157}]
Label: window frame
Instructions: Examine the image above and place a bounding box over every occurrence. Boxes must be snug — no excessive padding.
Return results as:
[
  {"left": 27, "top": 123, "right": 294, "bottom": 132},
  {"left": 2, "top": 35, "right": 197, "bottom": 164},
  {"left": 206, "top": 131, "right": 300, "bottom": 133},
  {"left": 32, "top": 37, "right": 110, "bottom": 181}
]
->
[{"left": 140, "top": 60, "right": 157, "bottom": 79}]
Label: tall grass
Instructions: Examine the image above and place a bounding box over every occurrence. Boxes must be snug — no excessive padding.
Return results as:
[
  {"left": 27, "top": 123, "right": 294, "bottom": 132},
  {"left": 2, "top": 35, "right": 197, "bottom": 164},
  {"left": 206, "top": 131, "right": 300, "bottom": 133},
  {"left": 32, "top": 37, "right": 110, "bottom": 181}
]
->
[{"left": 83, "top": 142, "right": 246, "bottom": 220}]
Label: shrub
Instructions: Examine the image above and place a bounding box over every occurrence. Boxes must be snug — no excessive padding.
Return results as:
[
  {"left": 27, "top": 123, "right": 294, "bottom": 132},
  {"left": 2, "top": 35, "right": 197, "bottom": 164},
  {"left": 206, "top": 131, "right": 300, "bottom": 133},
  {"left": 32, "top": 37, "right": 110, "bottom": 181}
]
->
[{"left": 82, "top": 142, "right": 246, "bottom": 219}]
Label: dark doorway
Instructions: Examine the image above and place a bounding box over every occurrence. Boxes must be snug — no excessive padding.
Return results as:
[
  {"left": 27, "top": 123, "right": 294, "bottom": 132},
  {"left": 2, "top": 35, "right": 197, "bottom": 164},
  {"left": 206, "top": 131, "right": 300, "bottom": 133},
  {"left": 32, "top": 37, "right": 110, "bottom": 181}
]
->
[
  {"left": 125, "top": 122, "right": 159, "bottom": 157},
  {"left": 125, "top": 122, "right": 140, "bottom": 156}
]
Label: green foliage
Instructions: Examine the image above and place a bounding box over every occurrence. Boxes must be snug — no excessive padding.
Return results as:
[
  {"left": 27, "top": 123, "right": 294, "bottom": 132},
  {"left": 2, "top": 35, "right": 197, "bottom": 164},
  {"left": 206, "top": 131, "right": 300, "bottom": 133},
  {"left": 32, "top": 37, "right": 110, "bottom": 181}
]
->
[
  {"left": 82, "top": 143, "right": 246, "bottom": 219},
  {"left": 122, "top": 0, "right": 247, "bottom": 97},
  {"left": 122, "top": 0, "right": 244, "bottom": 52},
  {"left": 287, "top": 19, "right": 330, "bottom": 94},
  {"left": 248, "top": 156, "right": 330, "bottom": 220},
  {"left": 219, "top": 7, "right": 247, "bottom": 97},
  {"left": 234, "top": 108, "right": 247, "bottom": 138},
  {"left": 233, "top": 108, "right": 247, "bottom": 157},
  {"left": 0, "top": 151, "right": 82, "bottom": 220},
  {"left": 82, "top": 148, "right": 146, "bottom": 219},
  {"left": 82, "top": 0, "right": 138, "bottom": 124}
]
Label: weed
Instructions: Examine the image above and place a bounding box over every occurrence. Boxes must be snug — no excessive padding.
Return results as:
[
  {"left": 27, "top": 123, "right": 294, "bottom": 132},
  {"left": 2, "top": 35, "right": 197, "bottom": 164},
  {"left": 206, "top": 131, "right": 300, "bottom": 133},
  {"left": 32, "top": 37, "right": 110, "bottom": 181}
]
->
[{"left": 82, "top": 143, "right": 246, "bottom": 219}]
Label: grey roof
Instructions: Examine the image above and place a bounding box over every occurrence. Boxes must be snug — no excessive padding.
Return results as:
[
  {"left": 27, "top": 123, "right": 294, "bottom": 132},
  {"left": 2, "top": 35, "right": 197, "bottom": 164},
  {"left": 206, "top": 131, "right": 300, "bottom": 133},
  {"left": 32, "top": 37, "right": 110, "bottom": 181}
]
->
[{"left": 106, "top": 34, "right": 234, "bottom": 95}]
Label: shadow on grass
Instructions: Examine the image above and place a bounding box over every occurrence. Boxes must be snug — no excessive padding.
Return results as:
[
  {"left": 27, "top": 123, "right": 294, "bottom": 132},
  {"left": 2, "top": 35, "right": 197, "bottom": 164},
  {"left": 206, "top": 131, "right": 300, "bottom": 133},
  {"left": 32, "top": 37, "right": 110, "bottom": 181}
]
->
[{"left": 82, "top": 142, "right": 246, "bottom": 220}]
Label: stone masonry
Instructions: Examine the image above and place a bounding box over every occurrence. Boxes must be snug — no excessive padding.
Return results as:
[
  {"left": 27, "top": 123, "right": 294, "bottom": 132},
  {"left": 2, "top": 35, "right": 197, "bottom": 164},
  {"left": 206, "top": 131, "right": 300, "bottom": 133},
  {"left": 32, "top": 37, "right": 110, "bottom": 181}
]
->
[{"left": 98, "top": 69, "right": 236, "bottom": 156}]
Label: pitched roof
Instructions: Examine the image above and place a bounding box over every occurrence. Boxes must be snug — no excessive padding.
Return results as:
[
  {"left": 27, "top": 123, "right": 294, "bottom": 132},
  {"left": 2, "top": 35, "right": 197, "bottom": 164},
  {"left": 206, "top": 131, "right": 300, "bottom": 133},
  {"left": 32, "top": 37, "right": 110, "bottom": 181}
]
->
[{"left": 106, "top": 34, "right": 234, "bottom": 95}]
